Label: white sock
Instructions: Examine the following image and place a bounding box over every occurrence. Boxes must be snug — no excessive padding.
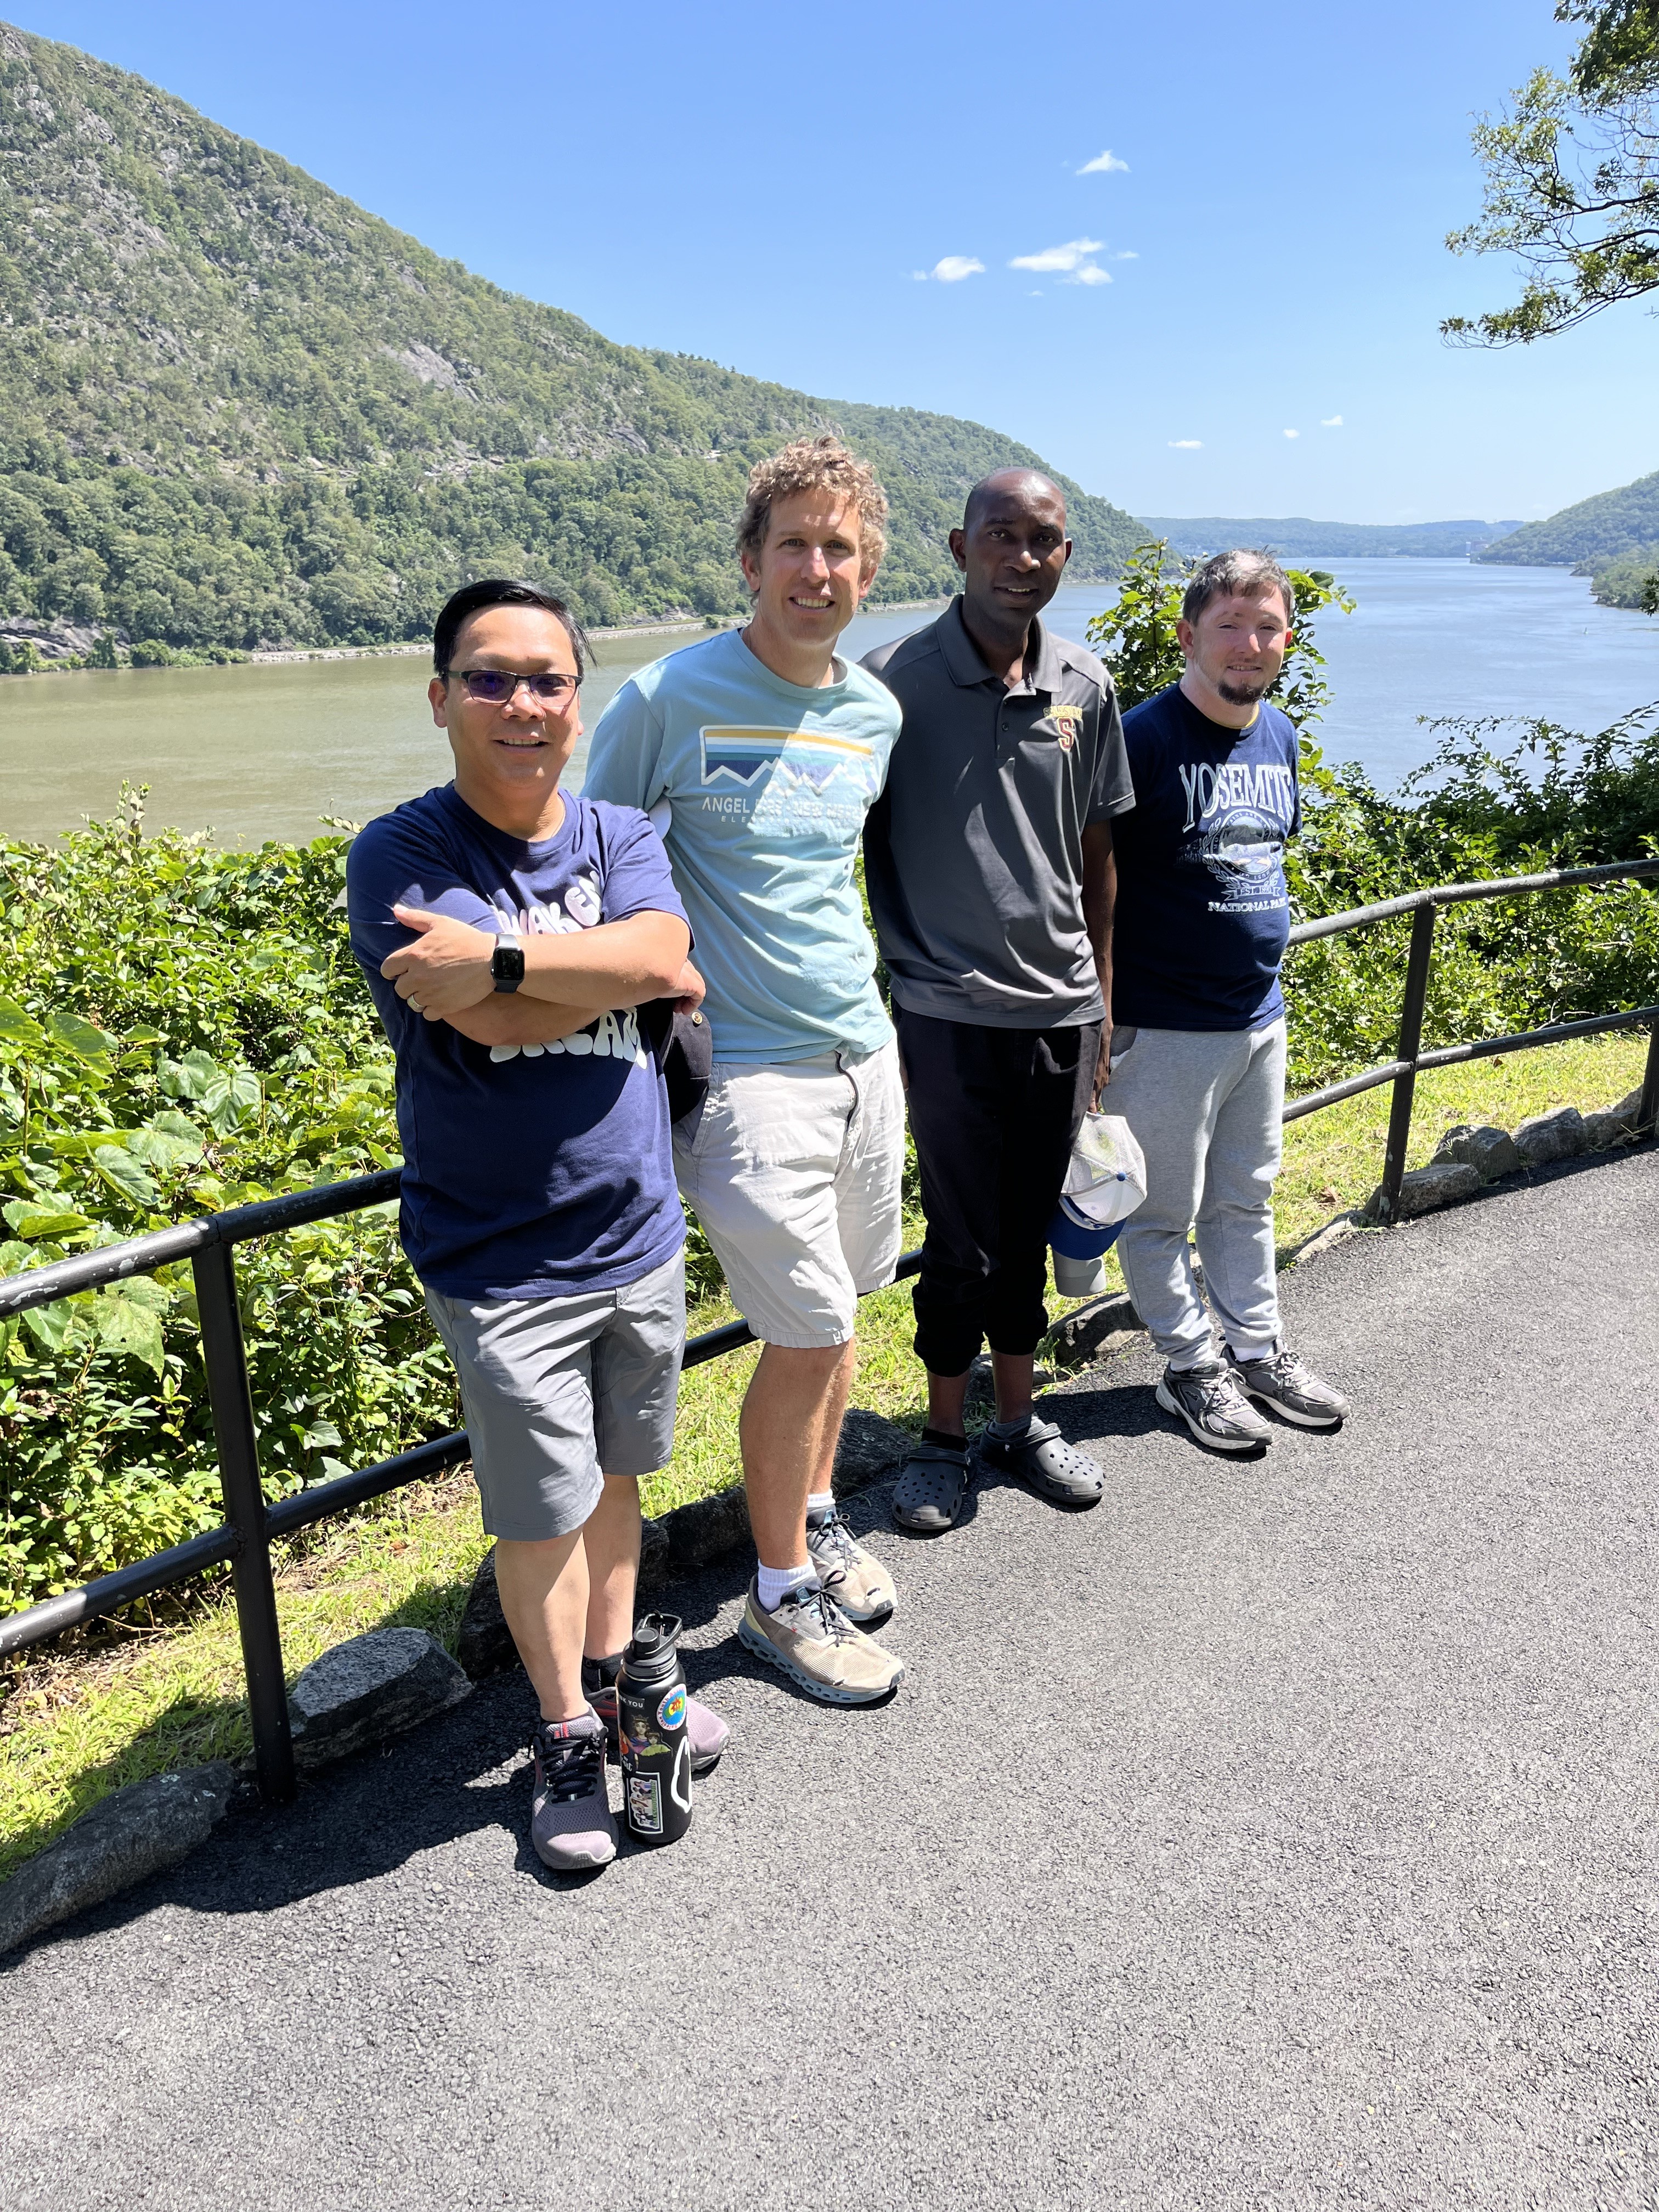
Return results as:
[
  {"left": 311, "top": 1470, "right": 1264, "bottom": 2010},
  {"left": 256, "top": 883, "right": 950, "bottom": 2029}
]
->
[
  {"left": 757, "top": 1562, "right": 817, "bottom": 1613},
  {"left": 805, "top": 1491, "right": 835, "bottom": 1520}
]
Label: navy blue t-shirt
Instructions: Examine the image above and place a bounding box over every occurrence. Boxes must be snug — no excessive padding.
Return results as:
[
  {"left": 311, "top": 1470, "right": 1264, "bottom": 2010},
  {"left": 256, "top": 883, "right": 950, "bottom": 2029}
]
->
[
  {"left": 1111, "top": 683, "right": 1301, "bottom": 1031},
  {"left": 346, "top": 784, "right": 689, "bottom": 1300}
]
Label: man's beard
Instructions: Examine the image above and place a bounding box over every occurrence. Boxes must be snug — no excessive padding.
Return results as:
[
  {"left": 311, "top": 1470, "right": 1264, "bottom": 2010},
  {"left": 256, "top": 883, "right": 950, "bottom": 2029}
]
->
[{"left": 1217, "top": 676, "right": 1268, "bottom": 706}]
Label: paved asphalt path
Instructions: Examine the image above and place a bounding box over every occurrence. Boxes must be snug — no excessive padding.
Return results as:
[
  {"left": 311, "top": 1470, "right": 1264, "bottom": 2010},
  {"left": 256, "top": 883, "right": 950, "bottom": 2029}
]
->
[{"left": 4, "top": 1151, "right": 1656, "bottom": 2210}]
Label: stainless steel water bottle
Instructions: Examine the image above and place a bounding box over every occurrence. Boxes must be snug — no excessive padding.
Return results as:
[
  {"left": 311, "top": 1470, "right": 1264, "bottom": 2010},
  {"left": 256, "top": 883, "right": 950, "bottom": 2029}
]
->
[{"left": 617, "top": 1612, "right": 693, "bottom": 1846}]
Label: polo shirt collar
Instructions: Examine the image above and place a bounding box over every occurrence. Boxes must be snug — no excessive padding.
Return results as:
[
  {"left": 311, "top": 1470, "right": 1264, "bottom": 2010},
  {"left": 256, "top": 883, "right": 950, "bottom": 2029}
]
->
[{"left": 936, "top": 595, "right": 1063, "bottom": 696}]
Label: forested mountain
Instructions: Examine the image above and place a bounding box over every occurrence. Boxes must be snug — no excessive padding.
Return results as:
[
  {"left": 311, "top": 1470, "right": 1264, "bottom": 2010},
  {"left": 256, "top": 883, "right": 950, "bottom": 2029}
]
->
[
  {"left": 1138, "top": 516, "right": 1521, "bottom": 559},
  {"left": 0, "top": 24, "right": 1141, "bottom": 657},
  {"left": 1479, "top": 471, "right": 1659, "bottom": 570}
]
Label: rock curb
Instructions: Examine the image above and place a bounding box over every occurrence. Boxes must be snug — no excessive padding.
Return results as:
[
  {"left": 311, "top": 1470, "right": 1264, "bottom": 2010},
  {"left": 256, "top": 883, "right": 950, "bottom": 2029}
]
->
[
  {"left": 1, "top": 1762, "right": 236, "bottom": 1960},
  {"left": 1362, "top": 1086, "right": 1646, "bottom": 1223}
]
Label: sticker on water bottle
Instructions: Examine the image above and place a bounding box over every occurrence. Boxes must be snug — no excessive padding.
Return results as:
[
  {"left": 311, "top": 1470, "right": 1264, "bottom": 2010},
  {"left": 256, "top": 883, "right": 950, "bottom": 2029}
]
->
[
  {"left": 657, "top": 1685, "right": 686, "bottom": 1731},
  {"left": 627, "top": 1771, "right": 663, "bottom": 1836}
]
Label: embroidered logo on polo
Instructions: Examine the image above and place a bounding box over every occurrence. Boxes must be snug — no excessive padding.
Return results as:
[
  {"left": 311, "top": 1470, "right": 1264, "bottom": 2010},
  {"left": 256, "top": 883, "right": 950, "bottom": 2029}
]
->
[
  {"left": 698, "top": 726, "right": 878, "bottom": 797},
  {"left": 1048, "top": 703, "right": 1084, "bottom": 751}
]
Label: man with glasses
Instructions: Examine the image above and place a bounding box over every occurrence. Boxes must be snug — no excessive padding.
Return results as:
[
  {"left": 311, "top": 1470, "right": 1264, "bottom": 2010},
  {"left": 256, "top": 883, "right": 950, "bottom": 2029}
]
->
[
  {"left": 584, "top": 437, "right": 907, "bottom": 1707},
  {"left": 346, "top": 578, "right": 726, "bottom": 1876}
]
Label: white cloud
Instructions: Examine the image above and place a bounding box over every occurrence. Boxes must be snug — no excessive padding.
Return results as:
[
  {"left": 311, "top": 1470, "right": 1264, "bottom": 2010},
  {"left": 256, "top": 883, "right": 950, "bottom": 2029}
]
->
[
  {"left": 1079, "top": 149, "right": 1130, "bottom": 174},
  {"left": 1068, "top": 263, "right": 1113, "bottom": 286},
  {"left": 1321, "top": 413, "right": 1344, "bottom": 427},
  {"left": 1009, "top": 236, "right": 1103, "bottom": 273},
  {"left": 1169, "top": 439, "right": 1203, "bottom": 450},
  {"left": 1283, "top": 428, "right": 1300, "bottom": 439},
  {"left": 1111, "top": 250, "right": 1139, "bottom": 260},
  {"left": 927, "top": 255, "right": 985, "bottom": 283}
]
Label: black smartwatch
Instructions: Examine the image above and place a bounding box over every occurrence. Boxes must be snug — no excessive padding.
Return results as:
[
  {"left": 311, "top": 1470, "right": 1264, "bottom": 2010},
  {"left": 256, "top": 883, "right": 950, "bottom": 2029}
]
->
[{"left": 491, "top": 929, "right": 525, "bottom": 994}]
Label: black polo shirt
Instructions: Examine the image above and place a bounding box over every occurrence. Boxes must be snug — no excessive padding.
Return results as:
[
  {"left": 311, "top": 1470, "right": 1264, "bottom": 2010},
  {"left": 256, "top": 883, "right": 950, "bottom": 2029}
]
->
[{"left": 861, "top": 597, "right": 1133, "bottom": 1028}]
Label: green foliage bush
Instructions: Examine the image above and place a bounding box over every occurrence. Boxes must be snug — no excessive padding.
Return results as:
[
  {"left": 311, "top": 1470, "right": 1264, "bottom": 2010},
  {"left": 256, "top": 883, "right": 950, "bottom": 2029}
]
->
[
  {"left": 0, "top": 793, "right": 454, "bottom": 1610},
  {"left": 1, "top": 560, "right": 1655, "bottom": 1614}
]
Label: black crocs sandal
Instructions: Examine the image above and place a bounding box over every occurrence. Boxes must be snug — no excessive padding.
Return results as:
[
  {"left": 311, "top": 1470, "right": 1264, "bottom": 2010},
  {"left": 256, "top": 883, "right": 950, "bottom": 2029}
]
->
[
  {"left": 978, "top": 1417, "right": 1103, "bottom": 1509},
  {"left": 891, "top": 1440, "right": 970, "bottom": 1534}
]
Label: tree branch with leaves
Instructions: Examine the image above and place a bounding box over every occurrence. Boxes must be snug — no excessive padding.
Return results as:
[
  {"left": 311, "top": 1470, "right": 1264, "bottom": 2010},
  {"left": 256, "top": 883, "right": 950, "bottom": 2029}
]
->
[{"left": 1443, "top": 1, "right": 1659, "bottom": 346}]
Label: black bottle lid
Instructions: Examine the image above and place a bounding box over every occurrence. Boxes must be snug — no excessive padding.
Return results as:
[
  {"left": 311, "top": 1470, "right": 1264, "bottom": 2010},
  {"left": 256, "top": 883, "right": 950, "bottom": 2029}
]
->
[{"left": 623, "top": 1612, "right": 682, "bottom": 1683}]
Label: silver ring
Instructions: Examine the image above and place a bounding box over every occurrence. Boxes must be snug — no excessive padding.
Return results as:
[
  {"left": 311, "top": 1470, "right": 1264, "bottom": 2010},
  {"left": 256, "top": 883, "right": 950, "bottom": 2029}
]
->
[{"left": 408, "top": 996, "right": 424, "bottom": 1012}]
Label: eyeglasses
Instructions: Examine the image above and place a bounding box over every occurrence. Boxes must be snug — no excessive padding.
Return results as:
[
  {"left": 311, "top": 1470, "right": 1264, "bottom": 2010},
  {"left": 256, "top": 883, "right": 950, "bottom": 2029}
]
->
[{"left": 447, "top": 668, "right": 581, "bottom": 706}]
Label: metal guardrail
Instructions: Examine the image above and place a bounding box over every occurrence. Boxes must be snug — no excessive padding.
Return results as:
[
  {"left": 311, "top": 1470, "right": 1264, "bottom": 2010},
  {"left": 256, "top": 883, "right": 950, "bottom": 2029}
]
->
[{"left": 2, "top": 855, "right": 1656, "bottom": 1804}]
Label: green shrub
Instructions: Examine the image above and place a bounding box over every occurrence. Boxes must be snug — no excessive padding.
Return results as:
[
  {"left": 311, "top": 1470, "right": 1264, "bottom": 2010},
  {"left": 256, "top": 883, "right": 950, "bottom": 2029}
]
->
[{"left": 1, "top": 557, "right": 1656, "bottom": 1609}]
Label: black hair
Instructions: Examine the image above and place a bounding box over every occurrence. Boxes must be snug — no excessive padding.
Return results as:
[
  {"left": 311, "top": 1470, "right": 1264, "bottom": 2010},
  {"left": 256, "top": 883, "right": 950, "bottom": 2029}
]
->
[{"left": 431, "top": 579, "right": 590, "bottom": 680}]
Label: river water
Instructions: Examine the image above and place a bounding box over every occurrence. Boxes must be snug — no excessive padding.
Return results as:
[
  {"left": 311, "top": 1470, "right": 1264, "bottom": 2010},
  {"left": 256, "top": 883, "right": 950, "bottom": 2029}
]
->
[{"left": 2, "top": 558, "right": 1657, "bottom": 847}]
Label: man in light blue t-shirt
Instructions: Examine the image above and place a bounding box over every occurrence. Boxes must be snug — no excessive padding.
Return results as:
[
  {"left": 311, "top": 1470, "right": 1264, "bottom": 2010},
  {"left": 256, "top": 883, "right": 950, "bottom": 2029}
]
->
[{"left": 584, "top": 437, "right": 907, "bottom": 1707}]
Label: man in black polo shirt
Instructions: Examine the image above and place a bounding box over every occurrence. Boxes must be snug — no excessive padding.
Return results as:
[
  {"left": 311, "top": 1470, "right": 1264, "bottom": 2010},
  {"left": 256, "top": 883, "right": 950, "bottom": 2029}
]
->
[{"left": 862, "top": 470, "right": 1133, "bottom": 1532}]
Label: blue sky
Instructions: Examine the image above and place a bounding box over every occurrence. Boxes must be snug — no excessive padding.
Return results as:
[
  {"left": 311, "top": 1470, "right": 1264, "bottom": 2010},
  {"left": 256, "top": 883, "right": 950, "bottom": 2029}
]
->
[{"left": 14, "top": 1, "right": 1654, "bottom": 524}]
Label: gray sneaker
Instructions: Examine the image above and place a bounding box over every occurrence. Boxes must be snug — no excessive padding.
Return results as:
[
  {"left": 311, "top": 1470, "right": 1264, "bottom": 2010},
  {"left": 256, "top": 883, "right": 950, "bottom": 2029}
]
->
[
  {"left": 806, "top": 1502, "right": 896, "bottom": 1625},
  {"left": 1155, "top": 1359, "right": 1273, "bottom": 1453},
  {"left": 737, "top": 1577, "right": 905, "bottom": 1705},
  {"left": 529, "top": 1712, "right": 617, "bottom": 1873},
  {"left": 1227, "top": 1344, "right": 1349, "bottom": 1430}
]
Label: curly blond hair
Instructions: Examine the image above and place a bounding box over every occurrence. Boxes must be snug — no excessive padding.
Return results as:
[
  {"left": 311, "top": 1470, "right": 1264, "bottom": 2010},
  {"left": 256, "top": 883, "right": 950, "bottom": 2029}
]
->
[{"left": 736, "top": 435, "right": 889, "bottom": 576}]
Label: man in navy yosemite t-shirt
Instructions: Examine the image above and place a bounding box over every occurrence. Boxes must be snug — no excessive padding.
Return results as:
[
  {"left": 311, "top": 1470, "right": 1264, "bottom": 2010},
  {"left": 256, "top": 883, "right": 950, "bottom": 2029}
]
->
[
  {"left": 347, "top": 579, "right": 726, "bottom": 1876},
  {"left": 1109, "top": 550, "right": 1351, "bottom": 1452}
]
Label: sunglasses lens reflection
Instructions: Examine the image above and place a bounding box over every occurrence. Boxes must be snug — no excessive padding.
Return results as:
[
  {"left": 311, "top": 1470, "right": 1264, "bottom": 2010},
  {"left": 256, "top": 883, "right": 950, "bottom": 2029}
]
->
[{"left": 459, "top": 670, "right": 575, "bottom": 704}]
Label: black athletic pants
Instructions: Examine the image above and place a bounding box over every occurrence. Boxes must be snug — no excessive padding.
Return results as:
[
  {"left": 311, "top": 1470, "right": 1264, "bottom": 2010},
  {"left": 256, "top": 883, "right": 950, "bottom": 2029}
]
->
[{"left": 895, "top": 1003, "right": 1101, "bottom": 1380}]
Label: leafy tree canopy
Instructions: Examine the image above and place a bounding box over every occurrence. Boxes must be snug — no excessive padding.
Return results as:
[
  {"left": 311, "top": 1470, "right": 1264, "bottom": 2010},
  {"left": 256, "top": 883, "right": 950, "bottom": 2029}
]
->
[{"left": 1443, "top": 1, "right": 1659, "bottom": 345}]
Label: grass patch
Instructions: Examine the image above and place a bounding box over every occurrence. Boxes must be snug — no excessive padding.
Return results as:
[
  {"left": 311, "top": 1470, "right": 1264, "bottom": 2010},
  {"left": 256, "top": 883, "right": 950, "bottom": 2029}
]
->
[{"left": 1, "top": 1032, "right": 1646, "bottom": 1883}]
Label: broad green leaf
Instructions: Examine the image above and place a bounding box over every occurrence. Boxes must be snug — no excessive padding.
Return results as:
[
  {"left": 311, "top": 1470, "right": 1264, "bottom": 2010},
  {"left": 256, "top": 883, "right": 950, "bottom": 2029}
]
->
[
  {"left": 150, "top": 1110, "right": 204, "bottom": 1147},
  {"left": 0, "top": 997, "right": 44, "bottom": 1050},
  {"left": 2, "top": 1200, "right": 92, "bottom": 1240},
  {"left": 22, "top": 1299, "right": 74, "bottom": 1352},
  {"left": 300, "top": 1420, "right": 343, "bottom": 1450},
  {"left": 200, "top": 1066, "right": 261, "bottom": 1135},
  {"left": 92, "top": 1289, "right": 166, "bottom": 1376},
  {"left": 0, "top": 1239, "right": 36, "bottom": 1276},
  {"left": 159, "top": 1048, "right": 218, "bottom": 1101},
  {"left": 123, "top": 1025, "right": 165, "bottom": 1046},
  {"left": 46, "top": 1011, "right": 115, "bottom": 1062},
  {"left": 128, "top": 1123, "right": 204, "bottom": 1172},
  {"left": 92, "top": 1146, "right": 160, "bottom": 1207}
]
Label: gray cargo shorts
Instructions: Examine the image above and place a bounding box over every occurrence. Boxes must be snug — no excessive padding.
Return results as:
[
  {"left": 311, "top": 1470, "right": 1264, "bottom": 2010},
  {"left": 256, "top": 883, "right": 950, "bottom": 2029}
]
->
[{"left": 423, "top": 1248, "right": 685, "bottom": 1543}]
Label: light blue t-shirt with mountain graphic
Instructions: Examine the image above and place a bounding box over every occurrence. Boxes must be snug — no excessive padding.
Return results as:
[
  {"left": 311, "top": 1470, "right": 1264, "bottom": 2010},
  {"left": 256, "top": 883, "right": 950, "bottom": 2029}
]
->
[{"left": 583, "top": 628, "right": 900, "bottom": 1065}]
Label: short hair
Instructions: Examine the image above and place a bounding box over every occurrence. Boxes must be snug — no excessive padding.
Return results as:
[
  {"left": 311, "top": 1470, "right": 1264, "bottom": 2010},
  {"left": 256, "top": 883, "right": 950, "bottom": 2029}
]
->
[
  {"left": 432, "top": 579, "right": 589, "bottom": 679},
  {"left": 1181, "top": 549, "right": 1295, "bottom": 628},
  {"left": 963, "top": 470, "right": 1066, "bottom": 534},
  {"left": 735, "top": 436, "right": 889, "bottom": 575}
]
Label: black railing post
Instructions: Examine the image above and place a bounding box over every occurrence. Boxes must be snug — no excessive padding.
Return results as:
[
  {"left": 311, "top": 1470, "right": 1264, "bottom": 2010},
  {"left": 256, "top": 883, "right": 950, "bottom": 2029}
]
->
[
  {"left": 1639, "top": 1022, "right": 1659, "bottom": 1141},
  {"left": 192, "top": 1238, "right": 296, "bottom": 1804},
  {"left": 1377, "top": 897, "right": 1438, "bottom": 1224}
]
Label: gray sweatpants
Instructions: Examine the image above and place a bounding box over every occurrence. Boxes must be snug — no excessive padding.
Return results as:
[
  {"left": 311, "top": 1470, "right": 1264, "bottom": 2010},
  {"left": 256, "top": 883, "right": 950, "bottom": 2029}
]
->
[{"left": 1106, "top": 1019, "right": 1285, "bottom": 1370}]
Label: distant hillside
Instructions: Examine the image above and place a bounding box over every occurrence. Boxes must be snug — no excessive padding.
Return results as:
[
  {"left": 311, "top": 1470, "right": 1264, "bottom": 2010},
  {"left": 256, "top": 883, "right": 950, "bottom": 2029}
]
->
[
  {"left": 1137, "top": 516, "right": 1522, "bottom": 560},
  {"left": 0, "top": 24, "right": 1141, "bottom": 658},
  {"left": 1477, "top": 471, "right": 1659, "bottom": 571}
]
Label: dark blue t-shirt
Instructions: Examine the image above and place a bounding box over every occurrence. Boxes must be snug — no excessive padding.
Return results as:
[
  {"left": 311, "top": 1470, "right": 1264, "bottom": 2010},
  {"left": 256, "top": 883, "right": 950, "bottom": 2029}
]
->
[
  {"left": 346, "top": 784, "right": 689, "bottom": 1301},
  {"left": 1111, "top": 683, "right": 1300, "bottom": 1031}
]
